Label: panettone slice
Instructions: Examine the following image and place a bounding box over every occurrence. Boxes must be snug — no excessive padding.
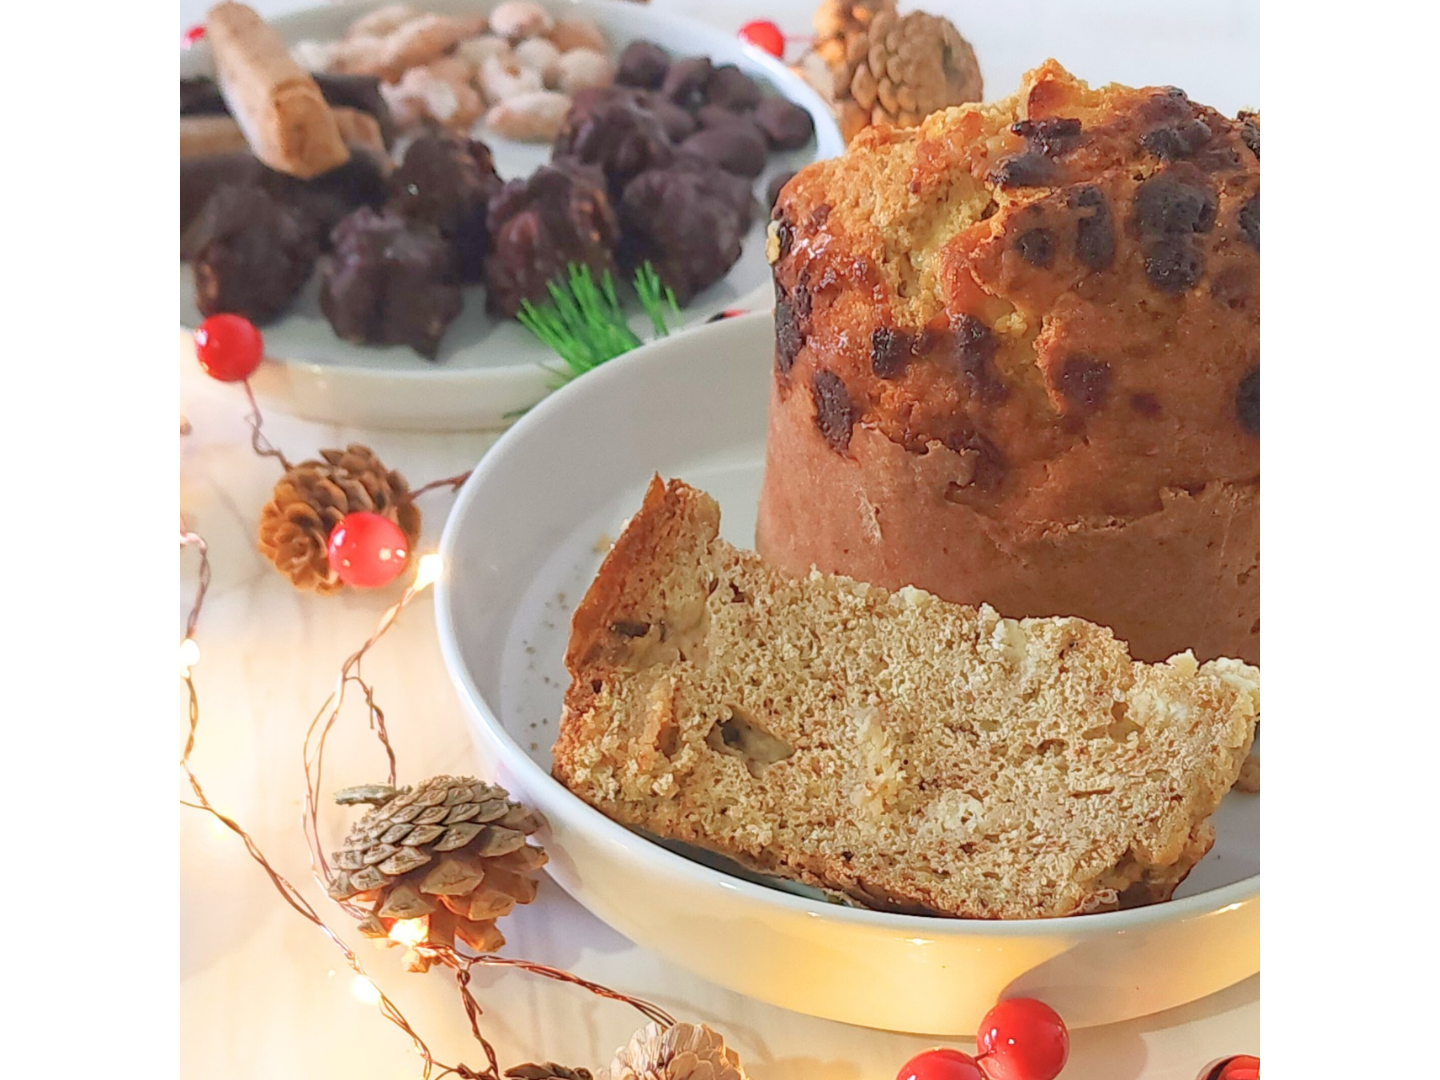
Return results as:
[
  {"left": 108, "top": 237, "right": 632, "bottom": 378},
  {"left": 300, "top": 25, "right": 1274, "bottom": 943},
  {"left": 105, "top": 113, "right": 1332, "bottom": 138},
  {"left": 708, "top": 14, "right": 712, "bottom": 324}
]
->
[{"left": 552, "top": 478, "right": 1259, "bottom": 920}]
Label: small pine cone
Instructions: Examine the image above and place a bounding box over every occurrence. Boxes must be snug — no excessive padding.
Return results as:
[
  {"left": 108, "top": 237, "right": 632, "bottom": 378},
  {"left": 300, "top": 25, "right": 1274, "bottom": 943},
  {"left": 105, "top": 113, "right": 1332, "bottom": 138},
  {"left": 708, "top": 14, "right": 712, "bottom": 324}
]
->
[
  {"left": 605, "top": 1022, "right": 747, "bottom": 1080},
  {"left": 812, "top": 0, "right": 895, "bottom": 71},
  {"left": 256, "top": 445, "right": 421, "bottom": 594},
  {"left": 326, "top": 776, "right": 547, "bottom": 965},
  {"left": 834, "top": 11, "right": 983, "bottom": 143},
  {"left": 507, "top": 1065, "right": 594, "bottom": 1080}
]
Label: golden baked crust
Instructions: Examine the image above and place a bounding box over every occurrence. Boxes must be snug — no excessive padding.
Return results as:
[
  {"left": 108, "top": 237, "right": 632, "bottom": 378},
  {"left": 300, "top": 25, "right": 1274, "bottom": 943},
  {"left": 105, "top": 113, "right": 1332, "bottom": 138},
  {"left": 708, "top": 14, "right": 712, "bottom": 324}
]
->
[
  {"left": 760, "top": 61, "right": 1259, "bottom": 662},
  {"left": 554, "top": 478, "right": 1260, "bottom": 920}
]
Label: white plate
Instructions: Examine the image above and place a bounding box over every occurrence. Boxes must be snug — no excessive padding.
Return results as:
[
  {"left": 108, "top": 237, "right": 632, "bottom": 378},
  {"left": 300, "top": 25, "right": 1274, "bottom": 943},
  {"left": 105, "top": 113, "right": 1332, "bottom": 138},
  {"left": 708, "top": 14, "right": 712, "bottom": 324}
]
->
[
  {"left": 435, "top": 311, "right": 1260, "bottom": 1035},
  {"left": 179, "top": 0, "right": 844, "bottom": 430}
]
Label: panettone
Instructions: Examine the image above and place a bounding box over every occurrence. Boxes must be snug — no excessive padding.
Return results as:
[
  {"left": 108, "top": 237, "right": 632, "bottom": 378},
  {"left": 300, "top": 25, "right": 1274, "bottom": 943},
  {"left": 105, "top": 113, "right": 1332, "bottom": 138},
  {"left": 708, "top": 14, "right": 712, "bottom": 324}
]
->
[{"left": 757, "top": 61, "right": 1259, "bottom": 664}]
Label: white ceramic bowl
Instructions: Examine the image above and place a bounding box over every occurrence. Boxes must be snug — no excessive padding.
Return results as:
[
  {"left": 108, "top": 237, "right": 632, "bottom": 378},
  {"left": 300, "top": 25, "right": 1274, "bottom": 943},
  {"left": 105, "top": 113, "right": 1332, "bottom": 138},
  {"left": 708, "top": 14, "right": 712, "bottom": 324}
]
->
[
  {"left": 435, "top": 312, "right": 1260, "bottom": 1035},
  {"left": 180, "top": 0, "right": 844, "bottom": 430}
]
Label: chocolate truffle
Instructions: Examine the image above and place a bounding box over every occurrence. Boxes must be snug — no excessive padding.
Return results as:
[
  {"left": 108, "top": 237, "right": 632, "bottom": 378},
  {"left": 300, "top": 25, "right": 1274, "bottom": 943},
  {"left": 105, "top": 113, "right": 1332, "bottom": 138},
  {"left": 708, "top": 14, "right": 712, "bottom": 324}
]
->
[
  {"left": 705, "top": 64, "right": 762, "bottom": 111},
  {"left": 387, "top": 132, "right": 503, "bottom": 283},
  {"left": 615, "top": 40, "right": 670, "bottom": 89},
  {"left": 660, "top": 56, "right": 714, "bottom": 109},
  {"left": 319, "top": 207, "right": 463, "bottom": 359},
  {"left": 553, "top": 96, "right": 674, "bottom": 200},
  {"left": 752, "top": 97, "right": 816, "bottom": 150},
  {"left": 188, "top": 183, "right": 319, "bottom": 325},
  {"left": 679, "top": 124, "right": 768, "bottom": 177},
  {"left": 619, "top": 167, "right": 745, "bottom": 304},
  {"left": 485, "top": 164, "right": 620, "bottom": 317}
]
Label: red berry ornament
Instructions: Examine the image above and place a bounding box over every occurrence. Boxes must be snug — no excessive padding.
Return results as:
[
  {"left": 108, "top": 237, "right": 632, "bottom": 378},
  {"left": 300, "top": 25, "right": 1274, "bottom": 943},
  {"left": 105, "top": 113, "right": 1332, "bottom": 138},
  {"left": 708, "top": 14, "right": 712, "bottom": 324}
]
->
[
  {"left": 327, "top": 512, "right": 410, "bottom": 589},
  {"left": 1204, "top": 1056, "right": 1259, "bottom": 1080},
  {"left": 194, "top": 314, "right": 264, "bottom": 383},
  {"left": 976, "top": 998, "right": 1069, "bottom": 1080},
  {"left": 897, "top": 1048, "right": 986, "bottom": 1080},
  {"left": 182, "top": 24, "right": 206, "bottom": 47},
  {"left": 738, "top": 20, "right": 785, "bottom": 58}
]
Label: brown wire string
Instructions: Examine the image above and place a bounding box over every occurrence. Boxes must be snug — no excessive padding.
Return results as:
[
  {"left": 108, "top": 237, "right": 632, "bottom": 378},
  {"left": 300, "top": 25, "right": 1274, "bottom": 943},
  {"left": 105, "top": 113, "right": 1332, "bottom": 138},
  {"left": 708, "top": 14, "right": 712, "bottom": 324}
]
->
[
  {"left": 409, "top": 470, "right": 474, "bottom": 500},
  {"left": 242, "top": 379, "right": 293, "bottom": 471},
  {"left": 181, "top": 523, "right": 675, "bottom": 1079}
]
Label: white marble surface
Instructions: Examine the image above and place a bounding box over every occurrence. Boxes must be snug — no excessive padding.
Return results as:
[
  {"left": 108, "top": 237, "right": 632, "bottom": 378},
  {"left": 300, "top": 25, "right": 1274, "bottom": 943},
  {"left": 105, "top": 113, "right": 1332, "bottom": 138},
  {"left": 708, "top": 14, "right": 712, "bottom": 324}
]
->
[{"left": 179, "top": 3, "right": 1259, "bottom": 1077}]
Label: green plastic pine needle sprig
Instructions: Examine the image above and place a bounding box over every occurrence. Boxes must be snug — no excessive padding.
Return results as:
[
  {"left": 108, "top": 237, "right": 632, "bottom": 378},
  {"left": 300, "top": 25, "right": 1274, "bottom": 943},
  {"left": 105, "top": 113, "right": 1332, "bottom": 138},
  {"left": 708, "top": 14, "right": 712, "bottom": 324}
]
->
[{"left": 516, "top": 262, "right": 683, "bottom": 392}]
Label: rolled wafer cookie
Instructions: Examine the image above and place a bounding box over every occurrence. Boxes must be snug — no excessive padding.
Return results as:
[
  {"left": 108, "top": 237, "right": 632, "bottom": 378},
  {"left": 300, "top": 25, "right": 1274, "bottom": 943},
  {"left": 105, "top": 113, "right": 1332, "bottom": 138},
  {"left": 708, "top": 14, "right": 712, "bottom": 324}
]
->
[
  {"left": 205, "top": 2, "right": 349, "bottom": 179},
  {"left": 181, "top": 108, "right": 385, "bottom": 160}
]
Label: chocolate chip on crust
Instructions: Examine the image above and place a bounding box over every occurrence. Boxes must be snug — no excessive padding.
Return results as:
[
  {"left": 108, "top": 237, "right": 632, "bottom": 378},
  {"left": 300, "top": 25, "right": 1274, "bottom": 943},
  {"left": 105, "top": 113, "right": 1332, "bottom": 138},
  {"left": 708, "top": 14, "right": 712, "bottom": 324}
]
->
[
  {"left": 1143, "top": 237, "right": 1205, "bottom": 293},
  {"left": 1015, "top": 227, "right": 1055, "bottom": 267},
  {"left": 1129, "top": 392, "right": 1162, "bottom": 416},
  {"left": 1238, "top": 111, "right": 1260, "bottom": 158},
  {"left": 988, "top": 152, "right": 1058, "bottom": 188},
  {"left": 952, "top": 315, "right": 1008, "bottom": 404},
  {"left": 1141, "top": 119, "right": 1212, "bottom": 161},
  {"left": 811, "top": 369, "right": 855, "bottom": 451},
  {"left": 870, "top": 326, "right": 914, "bottom": 379},
  {"left": 1239, "top": 195, "right": 1259, "bottom": 249},
  {"left": 775, "top": 283, "right": 804, "bottom": 375},
  {"left": 1011, "top": 117, "right": 1083, "bottom": 156},
  {"left": 1070, "top": 186, "right": 1115, "bottom": 270},
  {"left": 1236, "top": 367, "right": 1260, "bottom": 434},
  {"left": 1056, "top": 355, "right": 1112, "bottom": 412},
  {"left": 1133, "top": 175, "right": 1217, "bottom": 235}
]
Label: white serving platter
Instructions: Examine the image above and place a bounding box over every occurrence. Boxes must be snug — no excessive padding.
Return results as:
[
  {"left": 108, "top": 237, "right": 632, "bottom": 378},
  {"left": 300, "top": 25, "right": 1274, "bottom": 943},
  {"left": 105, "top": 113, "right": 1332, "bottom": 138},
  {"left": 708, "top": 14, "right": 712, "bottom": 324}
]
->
[
  {"left": 179, "top": 0, "right": 844, "bottom": 430},
  {"left": 435, "top": 311, "right": 1259, "bottom": 1035}
]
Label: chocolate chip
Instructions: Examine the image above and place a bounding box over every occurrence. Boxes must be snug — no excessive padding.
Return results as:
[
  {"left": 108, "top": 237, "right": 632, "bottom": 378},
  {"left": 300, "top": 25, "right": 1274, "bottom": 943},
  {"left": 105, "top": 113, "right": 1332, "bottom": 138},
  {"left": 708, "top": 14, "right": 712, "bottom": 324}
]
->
[
  {"left": 952, "top": 315, "right": 1007, "bottom": 403},
  {"left": 809, "top": 202, "right": 831, "bottom": 228},
  {"left": 1239, "top": 194, "right": 1259, "bottom": 249},
  {"left": 1129, "top": 392, "right": 1161, "bottom": 416},
  {"left": 793, "top": 272, "right": 813, "bottom": 317},
  {"left": 811, "top": 370, "right": 855, "bottom": 452},
  {"left": 611, "top": 620, "right": 650, "bottom": 637},
  {"left": 1236, "top": 367, "right": 1259, "bottom": 434},
  {"left": 1015, "top": 227, "right": 1054, "bottom": 267},
  {"left": 775, "top": 283, "right": 803, "bottom": 375},
  {"left": 773, "top": 214, "right": 793, "bottom": 259},
  {"left": 870, "top": 326, "right": 913, "bottom": 379},
  {"left": 988, "top": 152, "right": 1057, "bottom": 188},
  {"left": 1011, "top": 117, "right": 1083, "bottom": 156},
  {"left": 1070, "top": 186, "right": 1115, "bottom": 270},
  {"left": 1057, "top": 355, "right": 1112, "bottom": 411},
  {"left": 1238, "top": 112, "right": 1260, "bottom": 158},
  {"left": 1132, "top": 176, "right": 1217, "bottom": 235},
  {"left": 1210, "top": 266, "right": 1253, "bottom": 309},
  {"left": 1144, "top": 237, "right": 1205, "bottom": 293},
  {"left": 1141, "top": 119, "right": 1212, "bottom": 160}
]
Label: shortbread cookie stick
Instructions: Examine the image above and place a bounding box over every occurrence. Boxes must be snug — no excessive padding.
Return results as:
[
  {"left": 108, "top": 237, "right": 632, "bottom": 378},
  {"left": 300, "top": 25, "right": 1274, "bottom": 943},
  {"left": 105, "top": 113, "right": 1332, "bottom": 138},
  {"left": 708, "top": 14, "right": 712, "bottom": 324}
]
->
[
  {"left": 181, "top": 108, "right": 385, "bottom": 160},
  {"left": 205, "top": 2, "right": 349, "bottom": 179}
]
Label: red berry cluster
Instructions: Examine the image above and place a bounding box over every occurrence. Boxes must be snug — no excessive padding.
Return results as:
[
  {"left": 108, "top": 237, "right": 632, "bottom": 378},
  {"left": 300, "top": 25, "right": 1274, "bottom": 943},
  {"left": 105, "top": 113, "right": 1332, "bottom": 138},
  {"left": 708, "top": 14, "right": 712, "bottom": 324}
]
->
[{"left": 897, "top": 999, "right": 1068, "bottom": 1080}]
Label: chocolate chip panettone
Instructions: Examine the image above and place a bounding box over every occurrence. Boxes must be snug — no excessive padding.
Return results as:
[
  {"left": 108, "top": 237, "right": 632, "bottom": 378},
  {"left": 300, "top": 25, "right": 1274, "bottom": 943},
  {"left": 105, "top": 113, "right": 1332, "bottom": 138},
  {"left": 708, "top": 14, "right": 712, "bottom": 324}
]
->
[{"left": 757, "top": 60, "right": 1259, "bottom": 664}]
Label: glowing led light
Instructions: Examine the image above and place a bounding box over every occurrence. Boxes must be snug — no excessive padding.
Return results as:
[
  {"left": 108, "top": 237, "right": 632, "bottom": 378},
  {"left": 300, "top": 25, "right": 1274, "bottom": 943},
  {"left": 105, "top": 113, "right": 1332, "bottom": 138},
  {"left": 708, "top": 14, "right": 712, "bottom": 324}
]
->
[
  {"left": 387, "top": 917, "right": 429, "bottom": 947},
  {"left": 350, "top": 975, "right": 381, "bottom": 1005},
  {"left": 412, "top": 553, "right": 443, "bottom": 592},
  {"left": 180, "top": 637, "right": 201, "bottom": 675}
]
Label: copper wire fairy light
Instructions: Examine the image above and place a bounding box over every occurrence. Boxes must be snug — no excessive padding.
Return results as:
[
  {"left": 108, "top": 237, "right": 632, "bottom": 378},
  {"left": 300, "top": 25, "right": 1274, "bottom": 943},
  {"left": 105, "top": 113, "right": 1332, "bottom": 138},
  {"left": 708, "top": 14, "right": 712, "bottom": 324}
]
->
[{"left": 181, "top": 526, "right": 673, "bottom": 1078}]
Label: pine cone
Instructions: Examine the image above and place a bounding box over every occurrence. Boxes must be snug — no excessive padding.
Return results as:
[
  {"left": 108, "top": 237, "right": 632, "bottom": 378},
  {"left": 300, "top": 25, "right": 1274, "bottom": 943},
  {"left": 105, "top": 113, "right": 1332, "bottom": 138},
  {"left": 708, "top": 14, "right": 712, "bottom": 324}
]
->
[
  {"left": 834, "top": 11, "right": 984, "bottom": 143},
  {"left": 326, "top": 776, "right": 547, "bottom": 972},
  {"left": 506, "top": 1065, "right": 594, "bottom": 1080},
  {"left": 812, "top": 0, "right": 895, "bottom": 70},
  {"left": 256, "top": 445, "right": 421, "bottom": 594},
  {"left": 605, "top": 1023, "right": 747, "bottom": 1080}
]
